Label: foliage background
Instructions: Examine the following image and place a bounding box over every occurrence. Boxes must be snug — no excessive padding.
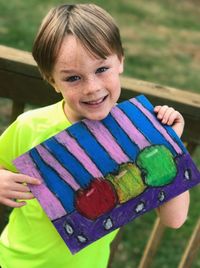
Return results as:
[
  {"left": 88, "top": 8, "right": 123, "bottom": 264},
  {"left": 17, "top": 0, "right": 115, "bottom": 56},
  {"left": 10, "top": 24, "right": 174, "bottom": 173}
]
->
[{"left": 0, "top": 0, "right": 200, "bottom": 267}]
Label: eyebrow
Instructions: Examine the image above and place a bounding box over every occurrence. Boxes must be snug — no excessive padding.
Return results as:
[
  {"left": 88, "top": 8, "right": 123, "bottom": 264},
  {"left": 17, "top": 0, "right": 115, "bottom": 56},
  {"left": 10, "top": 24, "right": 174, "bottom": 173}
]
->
[
  {"left": 60, "top": 69, "right": 76, "bottom": 74},
  {"left": 59, "top": 59, "right": 107, "bottom": 74}
]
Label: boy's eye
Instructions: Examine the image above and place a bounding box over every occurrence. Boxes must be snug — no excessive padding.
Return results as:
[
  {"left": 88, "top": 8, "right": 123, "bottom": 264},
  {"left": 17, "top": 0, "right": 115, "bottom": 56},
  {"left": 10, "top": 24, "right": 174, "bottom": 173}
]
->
[
  {"left": 96, "top": 67, "right": 108, "bottom": 74},
  {"left": 66, "top": 75, "right": 80, "bottom": 82}
]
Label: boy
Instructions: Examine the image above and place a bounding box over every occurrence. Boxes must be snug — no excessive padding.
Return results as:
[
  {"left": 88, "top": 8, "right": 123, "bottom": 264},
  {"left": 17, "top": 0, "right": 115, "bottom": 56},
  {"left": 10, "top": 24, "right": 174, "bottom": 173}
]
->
[{"left": 0, "top": 4, "right": 189, "bottom": 268}]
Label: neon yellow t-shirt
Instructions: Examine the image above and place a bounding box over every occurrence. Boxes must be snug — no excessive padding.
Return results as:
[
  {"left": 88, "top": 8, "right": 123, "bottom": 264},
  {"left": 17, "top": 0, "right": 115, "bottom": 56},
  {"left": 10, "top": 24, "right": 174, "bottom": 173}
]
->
[{"left": 0, "top": 101, "right": 118, "bottom": 268}]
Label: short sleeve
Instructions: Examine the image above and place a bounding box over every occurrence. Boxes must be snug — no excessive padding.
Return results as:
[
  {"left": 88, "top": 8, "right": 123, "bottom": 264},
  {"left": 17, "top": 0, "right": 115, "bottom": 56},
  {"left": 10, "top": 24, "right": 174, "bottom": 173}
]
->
[{"left": 0, "top": 120, "right": 22, "bottom": 172}]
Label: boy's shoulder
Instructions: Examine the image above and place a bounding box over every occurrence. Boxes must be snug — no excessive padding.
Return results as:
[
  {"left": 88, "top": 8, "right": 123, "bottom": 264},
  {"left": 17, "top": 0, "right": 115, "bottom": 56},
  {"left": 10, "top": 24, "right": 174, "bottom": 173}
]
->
[
  {"left": 17, "top": 101, "right": 62, "bottom": 123},
  {"left": 13, "top": 100, "right": 68, "bottom": 140}
]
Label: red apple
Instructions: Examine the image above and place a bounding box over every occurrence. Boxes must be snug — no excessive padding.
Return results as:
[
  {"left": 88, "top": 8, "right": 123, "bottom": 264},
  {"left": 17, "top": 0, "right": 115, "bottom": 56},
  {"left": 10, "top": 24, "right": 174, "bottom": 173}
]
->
[{"left": 75, "top": 178, "right": 117, "bottom": 220}]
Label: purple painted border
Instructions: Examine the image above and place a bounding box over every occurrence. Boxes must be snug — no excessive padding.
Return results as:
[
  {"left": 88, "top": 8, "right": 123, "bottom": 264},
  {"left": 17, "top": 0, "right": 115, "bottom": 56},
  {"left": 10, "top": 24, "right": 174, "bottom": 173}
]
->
[{"left": 53, "top": 153, "right": 200, "bottom": 253}]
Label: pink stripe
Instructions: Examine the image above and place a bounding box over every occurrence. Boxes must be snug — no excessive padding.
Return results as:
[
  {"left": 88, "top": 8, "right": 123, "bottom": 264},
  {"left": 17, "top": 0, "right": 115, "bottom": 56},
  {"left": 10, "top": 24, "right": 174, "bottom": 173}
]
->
[
  {"left": 111, "top": 107, "right": 150, "bottom": 149},
  {"left": 84, "top": 119, "right": 129, "bottom": 164},
  {"left": 14, "top": 154, "right": 66, "bottom": 220},
  {"left": 130, "top": 99, "right": 183, "bottom": 154},
  {"left": 56, "top": 131, "right": 103, "bottom": 178},
  {"left": 36, "top": 145, "right": 80, "bottom": 191}
]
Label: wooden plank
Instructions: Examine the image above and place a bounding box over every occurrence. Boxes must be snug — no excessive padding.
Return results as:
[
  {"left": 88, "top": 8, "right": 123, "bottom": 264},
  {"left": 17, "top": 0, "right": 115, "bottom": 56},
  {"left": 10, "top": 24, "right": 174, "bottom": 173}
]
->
[
  {"left": 0, "top": 45, "right": 35, "bottom": 66},
  {"left": 120, "top": 76, "right": 200, "bottom": 110},
  {"left": 0, "top": 45, "right": 38, "bottom": 77},
  {"left": 0, "top": 45, "right": 61, "bottom": 106},
  {"left": 178, "top": 218, "right": 200, "bottom": 268},
  {"left": 138, "top": 217, "right": 166, "bottom": 268},
  {"left": 0, "top": 69, "right": 61, "bottom": 106},
  {"left": 1, "top": 45, "right": 200, "bottom": 113},
  {"left": 1, "top": 47, "right": 200, "bottom": 144}
]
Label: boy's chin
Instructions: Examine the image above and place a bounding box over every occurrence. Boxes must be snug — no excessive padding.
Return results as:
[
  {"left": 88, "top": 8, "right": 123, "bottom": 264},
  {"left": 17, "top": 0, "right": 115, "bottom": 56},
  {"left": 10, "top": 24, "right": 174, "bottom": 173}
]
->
[{"left": 85, "top": 111, "right": 109, "bottom": 121}]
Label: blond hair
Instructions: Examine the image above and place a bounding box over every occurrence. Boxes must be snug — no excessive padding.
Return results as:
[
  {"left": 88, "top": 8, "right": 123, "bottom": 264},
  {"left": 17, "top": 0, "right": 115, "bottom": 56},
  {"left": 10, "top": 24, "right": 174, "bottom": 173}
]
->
[{"left": 32, "top": 4, "right": 124, "bottom": 82}]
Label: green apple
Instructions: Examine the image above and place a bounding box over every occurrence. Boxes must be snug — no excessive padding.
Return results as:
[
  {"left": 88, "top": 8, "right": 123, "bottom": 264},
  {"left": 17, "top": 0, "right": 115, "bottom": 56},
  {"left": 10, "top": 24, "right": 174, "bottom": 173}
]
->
[{"left": 136, "top": 145, "right": 177, "bottom": 187}]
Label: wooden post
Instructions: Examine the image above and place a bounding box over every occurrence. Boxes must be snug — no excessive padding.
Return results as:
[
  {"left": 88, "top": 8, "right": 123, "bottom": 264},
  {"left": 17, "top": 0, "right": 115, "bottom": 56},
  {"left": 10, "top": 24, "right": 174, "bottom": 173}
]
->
[
  {"left": 178, "top": 218, "right": 200, "bottom": 268},
  {"left": 0, "top": 205, "right": 7, "bottom": 232},
  {"left": 107, "top": 228, "right": 124, "bottom": 268},
  {"left": 138, "top": 217, "right": 166, "bottom": 268},
  {"left": 11, "top": 100, "right": 25, "bottom": 123}
]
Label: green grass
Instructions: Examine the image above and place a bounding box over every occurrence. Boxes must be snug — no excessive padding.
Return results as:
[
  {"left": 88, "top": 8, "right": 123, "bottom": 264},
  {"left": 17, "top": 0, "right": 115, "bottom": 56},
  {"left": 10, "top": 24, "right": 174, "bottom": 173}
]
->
[{"left": 1, "top": 1, "right": 200, "bottom": 267}]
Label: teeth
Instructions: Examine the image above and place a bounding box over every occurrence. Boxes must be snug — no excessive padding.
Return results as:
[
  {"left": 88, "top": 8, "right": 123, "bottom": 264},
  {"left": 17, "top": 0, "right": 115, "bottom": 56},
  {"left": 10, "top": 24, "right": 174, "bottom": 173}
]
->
[
  {"left": 84, "top": 97, "right": 105, "bottom": 105},
  {"left": 89, "top": 99, "right": 103, "bottom": 104}
]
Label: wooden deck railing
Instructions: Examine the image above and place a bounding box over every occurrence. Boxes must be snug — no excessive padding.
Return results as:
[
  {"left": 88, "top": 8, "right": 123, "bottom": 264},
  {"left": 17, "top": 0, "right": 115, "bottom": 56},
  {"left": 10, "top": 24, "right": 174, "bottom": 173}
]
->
[{"left": 0, "top": 45, "right": 200, "bottom": 267}]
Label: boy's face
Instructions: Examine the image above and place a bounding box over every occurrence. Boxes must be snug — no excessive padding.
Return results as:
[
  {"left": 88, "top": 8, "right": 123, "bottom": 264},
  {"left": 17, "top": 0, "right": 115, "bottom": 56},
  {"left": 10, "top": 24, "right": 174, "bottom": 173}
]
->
[{"left": 51, "top": 35, "right": 124, "bottom": 123}]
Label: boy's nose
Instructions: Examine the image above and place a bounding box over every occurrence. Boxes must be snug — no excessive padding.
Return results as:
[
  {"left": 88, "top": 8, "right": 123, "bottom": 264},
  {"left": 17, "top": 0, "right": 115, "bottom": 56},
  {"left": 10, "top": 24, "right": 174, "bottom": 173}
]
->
[{"left": 83, "top": 77, "right": 102, "bottom": 95}]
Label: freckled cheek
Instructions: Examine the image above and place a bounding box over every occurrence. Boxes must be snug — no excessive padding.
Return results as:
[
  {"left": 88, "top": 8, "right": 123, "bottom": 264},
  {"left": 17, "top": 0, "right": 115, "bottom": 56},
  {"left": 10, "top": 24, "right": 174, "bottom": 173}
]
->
[
  {"left": 62, "top": 92, "right": 80, "bottom": 105},
  {"left": 107, "top": 77, "right": 121, "bottom": 92},
  {"left": 104, "top": 74, "right": 120, "bottom": 87},
  {"left": 111, "top": 79, "right": 121, "bottom": 100}
]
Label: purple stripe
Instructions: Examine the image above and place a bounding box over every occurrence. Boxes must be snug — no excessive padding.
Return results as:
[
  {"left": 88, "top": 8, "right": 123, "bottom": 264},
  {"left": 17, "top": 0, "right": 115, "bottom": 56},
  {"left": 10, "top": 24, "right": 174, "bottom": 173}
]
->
[
  {"left": 14, "top": 154, "right": 66, "bottom": 220},
  {"left": 84, "top": 119, "right": 129, "bottom": 164},
  {"left": 36, "top": 145, "right": 80, "bottom": 191},
  {"left": 55, "top": 132, "right": 103, "bottom": 178},
  {"left": 111, "top": 107, "right": 150, "bottom": 149},
  {"left": 130, "top": 99, "right": 183, "bottom": 154}
]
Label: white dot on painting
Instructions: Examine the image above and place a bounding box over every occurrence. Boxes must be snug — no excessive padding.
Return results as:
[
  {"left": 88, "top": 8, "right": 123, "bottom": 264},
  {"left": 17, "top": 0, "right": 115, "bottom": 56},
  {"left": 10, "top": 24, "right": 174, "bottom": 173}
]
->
[
  {"left": 77, "top": 235, "right": 87, "bottom": 243},
  {"left": 184, "top": 169, "right": 191, "bottom": 180},
  {"left": 158, "top": 191, "right": 165, "bottom": 202},
  {"left": 135, "top": 202, "right": 145, "bottom": 213},
  {"left": 64, "top": 223, "right": 74, "bottom": 235},
  {"left": 103, "top": 217, "right": 113, "bottom": 230}
]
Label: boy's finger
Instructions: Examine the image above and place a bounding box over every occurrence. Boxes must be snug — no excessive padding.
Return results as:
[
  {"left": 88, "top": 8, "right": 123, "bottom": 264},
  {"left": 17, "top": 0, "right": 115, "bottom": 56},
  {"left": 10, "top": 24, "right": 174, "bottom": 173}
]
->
[
  {"left": 161, "top": 108, "right": 175, "bottom": 123},
  {"left": 26, "top": 176, "right": 42, "bottom": 185},
  {"left": 12, "top": 183, "right": 31, "bottom": 192},
  {"left": 154, "top": 105, "right": 161, "bottom": 112},
  {"left": 1, "top": 198, "right": 26, "bottom": 208},
  {"left": 156, "top": 105, "right": 169, "bottom": 119},
  {"left": 7, "top": 191, "right": 35, "bottom": 200},
  {"left": 15, "top": 175, "right": 41, "bottom": 185},
  {"left": 167, "top": 111, "right": 179, "bottom": 125}
]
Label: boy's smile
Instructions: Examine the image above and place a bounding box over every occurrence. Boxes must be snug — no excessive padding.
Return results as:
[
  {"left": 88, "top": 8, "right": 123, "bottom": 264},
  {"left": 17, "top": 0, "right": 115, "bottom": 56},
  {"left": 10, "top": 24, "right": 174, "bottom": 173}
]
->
[
  {"left": 81, "top": 95, "right": 108, "bottom": 108},
  {"left": 51, "top": 35, "right": 124, "bottom": 123}
]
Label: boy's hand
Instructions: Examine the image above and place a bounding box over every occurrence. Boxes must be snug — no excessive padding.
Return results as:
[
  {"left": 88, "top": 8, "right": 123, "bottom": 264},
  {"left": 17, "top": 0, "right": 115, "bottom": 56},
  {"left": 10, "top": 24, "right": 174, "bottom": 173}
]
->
[
  {"left": 0, "top": 169, "right": 41, "bottom": 208},
  {"left": 154, "top": 105, "right": 185, "bottom": 138}
]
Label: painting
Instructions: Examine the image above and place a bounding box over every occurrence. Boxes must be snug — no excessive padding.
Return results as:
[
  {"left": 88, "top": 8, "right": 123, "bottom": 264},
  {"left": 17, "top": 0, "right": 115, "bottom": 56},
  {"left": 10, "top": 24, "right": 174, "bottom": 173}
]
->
[{"left": 14, "top": 95, "right": 200, "bottom": 254}]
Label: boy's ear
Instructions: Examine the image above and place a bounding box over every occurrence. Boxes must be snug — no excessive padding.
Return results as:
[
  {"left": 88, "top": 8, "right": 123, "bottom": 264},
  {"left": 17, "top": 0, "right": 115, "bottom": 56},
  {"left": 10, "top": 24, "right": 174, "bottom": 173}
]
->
[
  {"left": 54, "top": 87, "right": 61, "bottom": 93},
  {"left": 48, "top": 77, "right": 60, "bottom": 93},
  {"left": 119, "top": 56, "right": 124, "bottom": 74},
  {"left": 48, "top": 76, "right": 55, "bottom": 85}
]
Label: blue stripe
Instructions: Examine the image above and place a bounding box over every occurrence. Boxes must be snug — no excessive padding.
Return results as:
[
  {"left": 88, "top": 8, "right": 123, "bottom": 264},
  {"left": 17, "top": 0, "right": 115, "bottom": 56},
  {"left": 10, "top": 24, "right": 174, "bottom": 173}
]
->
[
  {"left": 29, "top": 149, "right": 75, "bottom": 213},
  {"left": 136, "top": 95, "right": 187, "bottom": 153},
  {"left": 102, "top": 114, "right": 140, "bottom": 161},
  {"left": 119, "top": 101, "right": 177, "bottom": 156},
  {"left": 43, "top": 138, "right": 93, "bottom": 188},
  {"left": 67, "top": 122, "right": 119, "bottom": 175},
  {"left": 135, "top": 95, "right": 154, "bottom": 111}
]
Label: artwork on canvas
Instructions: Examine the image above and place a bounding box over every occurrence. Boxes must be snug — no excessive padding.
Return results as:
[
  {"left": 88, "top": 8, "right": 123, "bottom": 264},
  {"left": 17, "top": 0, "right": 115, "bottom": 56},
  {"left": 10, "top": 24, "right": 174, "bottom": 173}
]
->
[{"left": 14, "top": 95, "right": 200, "bottom": 254}]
